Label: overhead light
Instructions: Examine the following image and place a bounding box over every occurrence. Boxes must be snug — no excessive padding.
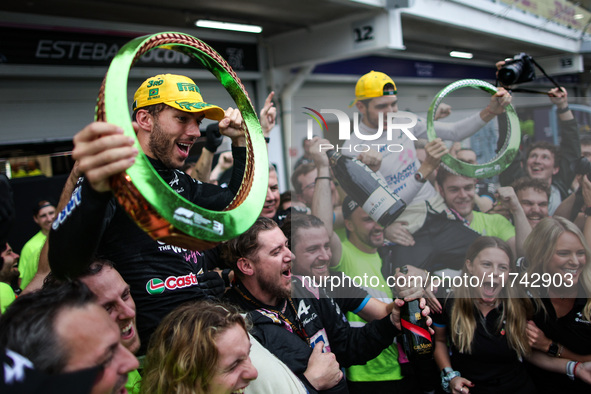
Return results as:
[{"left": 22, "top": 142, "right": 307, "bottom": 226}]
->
[
  {"left": 574, "top": 14, "right": 584, "bottom": 20},
  {"left": 195, "top": 19, "right": 262, "bottom": 33},
  {"left": 449, "top": 51, "right": 473, "bottom": 59}
]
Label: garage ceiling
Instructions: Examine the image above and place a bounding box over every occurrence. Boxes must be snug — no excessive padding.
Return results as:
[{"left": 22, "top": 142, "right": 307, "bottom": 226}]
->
[
  {"left": 1, "top": 0, "right": 379, "bottom": 38},
  {"left": 1, "top": 0, "right": 590, "bottom": 66}
]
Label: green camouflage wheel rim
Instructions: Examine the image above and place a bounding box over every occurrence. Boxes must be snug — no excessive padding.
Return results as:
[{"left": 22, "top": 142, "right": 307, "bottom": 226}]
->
[{"left": 427, "top": 79, "right": 520, "bottom": 179}]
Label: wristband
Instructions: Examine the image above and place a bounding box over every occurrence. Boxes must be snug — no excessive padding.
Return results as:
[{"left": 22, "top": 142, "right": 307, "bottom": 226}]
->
[
  {"left": 566, "top": 360, "right": 577, "bottom": 380},
  {"left": 414, "top": 171, "right": 427, "bottom": 183},
  {"left": 441, "top": 368, "right": 461, "bottom": 393},
  {"left": 556, "top": 106, "right": 570, "bottom": 114}
]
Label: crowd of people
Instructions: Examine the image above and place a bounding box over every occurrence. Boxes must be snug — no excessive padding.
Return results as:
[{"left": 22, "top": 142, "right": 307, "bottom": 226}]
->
[{"left": 1, "top": 64, "right": 591, "bottom": 394}]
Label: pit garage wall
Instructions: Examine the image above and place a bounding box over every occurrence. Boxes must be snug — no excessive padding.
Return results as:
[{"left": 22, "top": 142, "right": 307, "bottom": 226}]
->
[{"left": 0, "top": 20, "right": 260, "bottom": 145}]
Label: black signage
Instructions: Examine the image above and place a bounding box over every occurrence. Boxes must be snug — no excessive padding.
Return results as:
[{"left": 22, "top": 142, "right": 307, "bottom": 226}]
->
[{"left": 0, "top": 26, "right": 258, "bottom": 72}]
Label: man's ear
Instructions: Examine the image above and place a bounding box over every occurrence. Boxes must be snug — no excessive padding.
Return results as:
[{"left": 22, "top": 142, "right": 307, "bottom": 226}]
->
[
  {"left": 552, "top": 166, "right": 559, "bottom": 176},
  {"left": 135, "top": 109, "right": 153, "bottom": 131},
  {"left": 344, "top": 219, "right": 354, "bottom": 233},
  {"left": 355, "top": 101, "right": 366, "bottom": 114},
  {"left": 237, "top": 257, "right": 254, "bottom": 277}
]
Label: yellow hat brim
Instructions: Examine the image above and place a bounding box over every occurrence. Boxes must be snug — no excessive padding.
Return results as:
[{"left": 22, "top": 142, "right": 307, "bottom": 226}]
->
[{"left": 164, "top": 101, "right": 225, "bottom": 121}]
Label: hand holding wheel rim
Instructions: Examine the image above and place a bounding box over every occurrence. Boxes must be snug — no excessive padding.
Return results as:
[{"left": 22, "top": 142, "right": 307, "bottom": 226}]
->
[
  {"left": 426, "top": 79, "right": 520, "bottom": 179},
  {"left": 95, "top": 32, "right": 268, "bottom": 250}
]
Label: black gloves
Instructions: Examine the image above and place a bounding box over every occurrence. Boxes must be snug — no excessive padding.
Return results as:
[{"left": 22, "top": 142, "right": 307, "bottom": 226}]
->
[
  {"left": 204, "top": 123, "right": 224, "bottom": 153},
  {"left": 198, "top": 270, "right": 226, "bottom": 299}
]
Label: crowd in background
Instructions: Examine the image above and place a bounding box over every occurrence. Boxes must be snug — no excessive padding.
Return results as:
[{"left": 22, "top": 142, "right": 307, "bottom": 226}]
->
[{"left": 1, "top": 65, "right": 591, "bottom": 394}]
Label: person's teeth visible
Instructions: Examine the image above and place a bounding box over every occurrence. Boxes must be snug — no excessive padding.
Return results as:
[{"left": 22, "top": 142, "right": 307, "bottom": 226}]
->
[
  {"left": 565, "top": 269, "right": 578, "bottom": 274},
  {"left": 121, "top": 322, "right": 133, "bottom": 336}
]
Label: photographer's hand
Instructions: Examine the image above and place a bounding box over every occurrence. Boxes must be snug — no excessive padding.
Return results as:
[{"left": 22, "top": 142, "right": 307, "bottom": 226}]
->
[
  {"left": 548, "top": 87, "right": 573, "bottom": 121},
  {"left": 495, "top": 60, "right": 506, "bottom": 71}
]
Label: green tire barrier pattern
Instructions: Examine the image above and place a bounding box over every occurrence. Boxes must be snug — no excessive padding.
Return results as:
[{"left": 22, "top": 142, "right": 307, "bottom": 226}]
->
[
  {"left": 95, "top": 32, "right": 268, "bottom": 250},
  {"left": 426, "top": 79, "right": 520, "bottom": 179}
]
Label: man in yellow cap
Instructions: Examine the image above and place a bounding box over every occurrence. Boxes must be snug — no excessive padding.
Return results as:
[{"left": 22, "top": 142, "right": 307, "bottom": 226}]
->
[
  {"left": 348, "top": 70, "right": 511, "bottom": 207},
  {"left": 48, "top": 74, "right": 246, "bottom": 355}
]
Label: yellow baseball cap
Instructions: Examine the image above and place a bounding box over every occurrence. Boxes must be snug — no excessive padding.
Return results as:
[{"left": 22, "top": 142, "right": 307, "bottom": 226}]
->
[
  {"left": 349, "top": 70, "right": 397, "bottom": 107},
  {"left": 133, "top": 74, "right": 225, "bottom": 121}
]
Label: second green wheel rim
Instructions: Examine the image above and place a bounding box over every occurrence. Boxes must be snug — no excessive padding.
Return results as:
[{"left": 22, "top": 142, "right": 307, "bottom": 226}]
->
[{"left": 426, "top": 79, "right": 520, "bottom": 179}]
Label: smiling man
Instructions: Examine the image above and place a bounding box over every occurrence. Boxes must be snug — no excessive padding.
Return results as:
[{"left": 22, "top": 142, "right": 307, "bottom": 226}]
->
[
  {"left": 261, "top": 166, "right": 280, "bottom": 219},
  {"left": 345, "top": 70, "right": 510, "bottom": 206},
  {"left": 19, "top": 200, "right": 56, "bottom": 289},
  {"left": 76, "top": 260, "right": 140, "bottom": 355},
  {"left": 436, "top": 168, "right": 524, "bottom": 256},
  {"left": 0, "top": 243, "right": 19, "bottom": 313},
  {"left": 223, "top": 217, "right": 419, "bottom": 394},
  {"left": 500, "top": 87, "right": 579, "bottom": 215},
  {"left": 436, "top": 167, "right": 537, "bottom": 259},
  {"left": 512, "top": 177, "right": 550, "bottom": 228},
  {"left": 79, "top": 264, "right": 142, "bottom": 391},
  {"left": 524, "top": 141, "right": 564, "bottom": 215},
  {"left": 48, "top": 74, "right": 246, "bottom": 354},
  {"left": 284, "top": 214, "right": 390, "bottom": 322},
  {"left": 43, "top": 259, "right": 142, "bottom": 392},
  {"left": 318, "top": 197, "right": 413, "bottom": 392},
  {"left": 0, "top": 281, "right": 138, "bottom": 394}
]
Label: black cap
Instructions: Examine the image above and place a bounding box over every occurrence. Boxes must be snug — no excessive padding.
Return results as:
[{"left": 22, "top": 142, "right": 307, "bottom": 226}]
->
[
  {"left": 32, "top": 199, "right": 55, "bottom": 216},
  {"left": 1, "top": 348, "right": 99, "bottom": 394},
  {"left": 342, "top": 196, "right": 360, "bottom": 220}
]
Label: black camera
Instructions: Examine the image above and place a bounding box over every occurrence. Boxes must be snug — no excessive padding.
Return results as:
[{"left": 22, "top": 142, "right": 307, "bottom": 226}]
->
[
  {"left": 575, "top": 156, "right": 591, "bottom": 180},
  {"left": 498, "top": 53, "right": 536, "bottom": 86}
]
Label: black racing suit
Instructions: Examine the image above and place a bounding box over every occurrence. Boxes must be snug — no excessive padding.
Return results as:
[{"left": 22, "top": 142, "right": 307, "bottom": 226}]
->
[
  {"left": 49, "top": 147, "right": 246, "bottom": 354},
  {"left": 225, "top": 276, "right": 400, "bottom": 394}
]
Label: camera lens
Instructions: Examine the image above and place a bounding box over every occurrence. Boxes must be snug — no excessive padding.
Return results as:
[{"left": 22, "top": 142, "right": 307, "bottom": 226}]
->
[
  {"left": 498, "top": 62, "right": 523, "bottom": 86},
  {"left": 574, "top": 157, "right": 591, "bottom": 179}
]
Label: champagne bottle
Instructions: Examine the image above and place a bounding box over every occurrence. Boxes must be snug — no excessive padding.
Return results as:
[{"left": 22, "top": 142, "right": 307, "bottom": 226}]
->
[
  {"left": 399, "top": 266, "right": 434, "bottom": 361},
  {"left": 326, "top": 150, "right": 406, "bottom": 228}
]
